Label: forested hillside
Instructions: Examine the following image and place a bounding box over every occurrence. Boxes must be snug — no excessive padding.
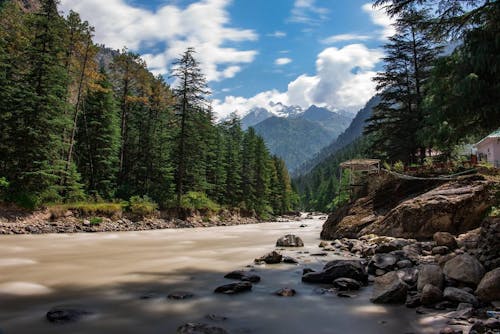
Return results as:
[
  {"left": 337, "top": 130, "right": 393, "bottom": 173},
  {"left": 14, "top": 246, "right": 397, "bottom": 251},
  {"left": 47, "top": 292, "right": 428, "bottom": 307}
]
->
[
  {"left": 295, "top": 0, "right": 499, "bottom": 212},
  {"left": 0, "top": 0, "right": 296, "bottom": 217}
]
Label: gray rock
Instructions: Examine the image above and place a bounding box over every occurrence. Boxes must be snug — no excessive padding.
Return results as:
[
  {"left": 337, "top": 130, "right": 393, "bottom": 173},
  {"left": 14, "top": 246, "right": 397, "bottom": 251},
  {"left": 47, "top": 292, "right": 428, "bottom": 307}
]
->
[
  {"left": 397, "top": 260, "right": 413, "bottom": 269},
  {"left": 214, "top": 282, "right": 252, "bottom": 295},
  {"left": 443, "top": 287, "right": 478, "bottom": 306},
  {"left": 443, "top": 253, "right": 485, "bottom": 286},
  {"left": 46, "top": 307, "right": 92, "bottom": 324},
  {"left": 276, "top": 234, "right": 304, "bottom": 247},
  {"left": 433, "top": 232, "right": 458, "bottom": 249},
  {"left": 368, "top": 253, "right": 398, "bottom": 274},
  {"left": 421, "top": 284, "right": 443, "bottom": 306},
  {"left": 282, "top": 256, "right": 299, "bottom": 264},
  {"left": 371, "top": 271, "right": 408, "bottom": 304},
  {"left": 224, "top": 271, "right": 261, "bottom": 283},
  {"left": 405, "top": 294, "right": 421, "bottom": 308},
  {"left": 475, "top": 268, "right": 500, "bottom": 302},
  {"left": 418, "top": 264, "right": 443, "bottom": 291},
  {"left": 332, "top": 277, "right": 361, "bottom": 291},
  {"left": 302, "top": 259, "right": 368, "bottom": 284},
  {"left": 274, "top": 288, "right": 296, "bottom": 297},
  {"left": 432, "top": 246, "right": 450, "bottom": 255},
  {"left": 168, "top": 291, "right": 194, "bottom": 300},
  {"left": 255, "top": 251, "right": 282, "bottom": 264},
  {"left": 177, "top": 323, "right": 228, "bottom": 334},
  {"left": 397, "top": 267, "right": 419, "bottom": 286}
]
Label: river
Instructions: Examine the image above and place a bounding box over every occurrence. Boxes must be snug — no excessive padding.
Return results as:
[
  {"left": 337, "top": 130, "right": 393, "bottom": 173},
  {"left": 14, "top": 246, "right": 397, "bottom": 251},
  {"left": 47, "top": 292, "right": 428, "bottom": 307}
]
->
[{"left": 0, "top": 218, "right": 447, "bottom": 333}]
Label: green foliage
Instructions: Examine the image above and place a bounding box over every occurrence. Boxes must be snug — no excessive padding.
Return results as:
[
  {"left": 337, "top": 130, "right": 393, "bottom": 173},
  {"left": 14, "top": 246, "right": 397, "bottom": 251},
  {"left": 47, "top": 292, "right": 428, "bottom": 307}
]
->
[
  {"left": 393, "top": 161, "right": 405, "bottom": 173},
  {"left": 128, "top": 195, "right": 158, "bottom": 217},
  {"left": 180, "top": 191, "right": 220, "bottom": 211},
  {"left": 89, "top": 217, "right": 103, "bottom": 225},
  {"left": 49, "top": 202, "right": 123, "bottom": 218},
  {"left": 0, "top": 177, "right": 8, "bottom": 200}
]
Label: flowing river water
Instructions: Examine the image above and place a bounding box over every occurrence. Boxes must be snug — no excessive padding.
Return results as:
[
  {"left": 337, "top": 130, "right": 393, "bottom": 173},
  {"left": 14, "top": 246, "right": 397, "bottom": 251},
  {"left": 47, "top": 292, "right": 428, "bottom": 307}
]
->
[{"left": 0, "top": 218, "right": 448, "bottom": 334}]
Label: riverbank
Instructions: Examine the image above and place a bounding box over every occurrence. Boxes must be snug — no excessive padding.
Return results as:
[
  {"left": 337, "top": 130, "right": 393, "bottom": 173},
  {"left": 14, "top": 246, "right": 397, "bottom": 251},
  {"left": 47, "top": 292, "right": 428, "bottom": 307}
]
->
[{"left": 0, "top": 206, "right": 309, "bottom": 235}]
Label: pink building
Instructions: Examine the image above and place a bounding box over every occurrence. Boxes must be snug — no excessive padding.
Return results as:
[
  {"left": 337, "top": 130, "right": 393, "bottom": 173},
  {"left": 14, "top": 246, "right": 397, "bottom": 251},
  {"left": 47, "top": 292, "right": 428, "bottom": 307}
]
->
[{"left": 475, "top": 129, "right": 500, "bottom": 168}]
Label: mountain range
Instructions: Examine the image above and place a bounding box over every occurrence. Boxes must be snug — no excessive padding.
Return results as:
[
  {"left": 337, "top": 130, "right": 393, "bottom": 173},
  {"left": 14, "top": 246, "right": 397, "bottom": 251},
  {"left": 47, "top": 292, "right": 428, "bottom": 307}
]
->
[{"left": 238, "top": 103, "right": 353, "bottom": 171}]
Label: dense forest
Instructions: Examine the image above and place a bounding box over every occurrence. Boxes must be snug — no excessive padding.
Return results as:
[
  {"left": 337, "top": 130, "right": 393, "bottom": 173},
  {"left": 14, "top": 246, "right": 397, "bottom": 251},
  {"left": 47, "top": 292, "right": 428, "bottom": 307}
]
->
[
  {"left": 0, "top": 0, "right": 296, "bottom": 217},
  {"left": 295, "top": 0, "right": 499, "bottom": 212}
]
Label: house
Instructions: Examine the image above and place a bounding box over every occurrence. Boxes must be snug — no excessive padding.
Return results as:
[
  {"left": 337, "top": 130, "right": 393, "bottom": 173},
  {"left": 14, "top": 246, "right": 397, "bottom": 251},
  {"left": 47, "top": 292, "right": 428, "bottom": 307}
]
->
[{"left": 475, "top": 129, "right": 500, "bottom": 168}]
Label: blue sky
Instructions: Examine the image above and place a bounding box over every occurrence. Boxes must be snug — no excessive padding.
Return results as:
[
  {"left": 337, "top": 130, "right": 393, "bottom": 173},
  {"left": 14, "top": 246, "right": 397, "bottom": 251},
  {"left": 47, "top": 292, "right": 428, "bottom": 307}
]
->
[{"left": 60, "top": 0, "right": 395, "bottom": 118}]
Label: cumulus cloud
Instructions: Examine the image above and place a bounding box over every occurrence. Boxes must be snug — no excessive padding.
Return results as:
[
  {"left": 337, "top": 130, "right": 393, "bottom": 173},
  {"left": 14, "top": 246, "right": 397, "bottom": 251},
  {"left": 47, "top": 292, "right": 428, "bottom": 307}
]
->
[
  {"left": 214, "top": 44, "right": 384, "bottom": 120},
  {"left": 60, "top": 0, "right": 258, "bottom": 82},
  {"left": 275, "top": 57, "right": 292, "bottom": 66},
  {"left": 320, "top": 33, "right": 372, "bottom": 44},
  {"left": 289, "top": 0, "right": 329, "bottom": 25},
  {"left": 362, "top": 3, "right": 396, "bottom": 39}
]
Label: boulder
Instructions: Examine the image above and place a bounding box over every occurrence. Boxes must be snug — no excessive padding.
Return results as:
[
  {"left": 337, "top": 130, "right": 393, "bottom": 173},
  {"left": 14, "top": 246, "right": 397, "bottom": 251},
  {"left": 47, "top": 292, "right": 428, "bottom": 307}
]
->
[
  {"left": 255, "top": 251, "right": 282, "bottom": 264},
  {"left": 282, "top": 256, "right": 299, "bottom": 264},
  {"left": 274, "top": 288, "right": 296, "bottom": 297},
  {"left": 46, "top": 307, "right": 92, "bottom": 324},
  {"left": 475, "top": 268, "right": 500, "bottom": 302},
  {"left": 443, "top": 254, "right": 485, "bottom": 286},
  {"left": 420, "top": 284, "right": 443, "bottom": 306},
  {"left": 276, "top": 234, "right": 304, "bottom": 247},
  {"left": 433, "top": 232, "right": 458, "bottom": 249},
  {"left": 224, "top": 271, "right": 261, "bottom": 283},
  {"left": 443, "top": 287, "right": 478, "bottom": 306},
  {"left": 332, "top": 277, "right": 362, "bottom": 291},
  {"left": 368, "top": 253, "right": 398, "bottom": 274},
  {"left": 214, "top": 282, "right": 252, "bottom": 295},
  {"left": 177, "top": 323, "right": 228, "bottom": 334},
  {"left": 359, "top": 179, "right": 494, "bottom": 239},
  {"left": 475, "top": 217, "right": 500, "bottom": 270},
  {"left": 302, "top": 259, "right": 367, "bottom": 284},
  {"left": 432, "top": 246, "right": 450, "bottom": 255},
  {"left": 417, "top": 264, "right": 443, "bottom": 291},
  {"left": 371, "top": 271, "right": 408, "bottom": 304},
  {"left": 397, "top": 267, "right": 419, "bottom": 286}
]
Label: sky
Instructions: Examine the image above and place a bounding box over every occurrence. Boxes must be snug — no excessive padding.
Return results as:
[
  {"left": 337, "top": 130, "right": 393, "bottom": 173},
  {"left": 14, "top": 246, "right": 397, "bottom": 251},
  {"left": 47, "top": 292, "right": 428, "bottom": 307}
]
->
[{"left": 59, "top": 0, "right": 395, "bottom": 119}]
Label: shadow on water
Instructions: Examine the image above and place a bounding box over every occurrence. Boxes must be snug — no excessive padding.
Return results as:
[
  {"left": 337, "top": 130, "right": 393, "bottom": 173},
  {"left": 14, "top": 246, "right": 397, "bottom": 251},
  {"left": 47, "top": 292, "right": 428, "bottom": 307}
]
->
[{"left": 0, "top": 265, "right": 449, "bottom": 334}]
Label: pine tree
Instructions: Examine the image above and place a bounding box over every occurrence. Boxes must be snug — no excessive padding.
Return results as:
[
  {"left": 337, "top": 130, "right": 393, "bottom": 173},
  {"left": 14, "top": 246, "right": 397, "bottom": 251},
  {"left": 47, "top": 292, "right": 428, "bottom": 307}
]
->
[
  {"left": 75, "top": 68, "right": 120, "bottom": 199},
  {"left": 171, "top": 47, "right": 211, "bottom": 207}
]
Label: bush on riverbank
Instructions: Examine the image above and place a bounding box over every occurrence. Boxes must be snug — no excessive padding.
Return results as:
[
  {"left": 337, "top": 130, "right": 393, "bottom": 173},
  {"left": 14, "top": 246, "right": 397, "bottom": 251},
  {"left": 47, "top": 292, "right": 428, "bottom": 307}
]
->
[
  {"left": 128, "top": 196, "right": 158, "bottom": 218},
  {"left": 48, "top": 202, "right": 124, "bottom": 220}
]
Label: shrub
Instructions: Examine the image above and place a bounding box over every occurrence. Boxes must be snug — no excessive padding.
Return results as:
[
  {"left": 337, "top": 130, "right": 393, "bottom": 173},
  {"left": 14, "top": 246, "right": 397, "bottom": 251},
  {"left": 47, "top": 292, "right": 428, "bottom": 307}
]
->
[
  {"left": 49, "top": 202, "right": 123, "bottom": 218},
  {"left": 128, "top": 196, "right": 158, "bottom": 217},
  {"left": 180, "top": 192, "right": 220, "bottom": 211},
  {"left": 0, "top": 177, "right": 9, "bottom": 201},
  {"left": 89, "top": 217, "right": 103, "bottom": 225},
  {"left": 393, "top": 161, "right": 405, "bottom": 173}
]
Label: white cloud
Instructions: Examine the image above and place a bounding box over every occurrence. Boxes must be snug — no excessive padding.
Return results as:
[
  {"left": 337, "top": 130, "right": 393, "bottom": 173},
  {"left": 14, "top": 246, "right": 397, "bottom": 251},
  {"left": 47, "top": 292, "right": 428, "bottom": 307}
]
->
[
  {"left": 289, "top": 0, "right": 329, "bottom": 25},
  {"left": 275, "top": 57, "right": 292, "bottom": 66},
  {"left": 60, "top": 0, "right": 258, "bottom": 82},
  {"left": 267, "top": 31, "right": 287, "bottom": 38},
  {"left": 214, "top": 44, "right": 384, "bottom": 120},
  {"left": 362, "top": 3, "right": 396, "bottom": 39},
  {"left": 321, "top": 33, "right": 372, "bottom": 44}
]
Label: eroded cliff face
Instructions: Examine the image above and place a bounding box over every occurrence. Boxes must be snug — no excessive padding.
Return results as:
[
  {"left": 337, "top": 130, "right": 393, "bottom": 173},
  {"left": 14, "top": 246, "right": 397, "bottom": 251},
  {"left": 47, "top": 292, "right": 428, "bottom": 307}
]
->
[{"left": 321, "top": 174, "right": 496, "bottom": 240}]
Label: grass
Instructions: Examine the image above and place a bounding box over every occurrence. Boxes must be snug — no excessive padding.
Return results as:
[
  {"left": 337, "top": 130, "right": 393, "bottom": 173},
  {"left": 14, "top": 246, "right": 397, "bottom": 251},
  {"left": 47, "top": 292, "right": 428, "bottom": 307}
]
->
[
  {"left": 128, "top": 196, "right": 158, "bottom": 217},
  {"left": 89, "top": 217, "right": 103, "bottom": 225},
  {"left": 49, "top": 202, "right": 124, "bottom": 219}
]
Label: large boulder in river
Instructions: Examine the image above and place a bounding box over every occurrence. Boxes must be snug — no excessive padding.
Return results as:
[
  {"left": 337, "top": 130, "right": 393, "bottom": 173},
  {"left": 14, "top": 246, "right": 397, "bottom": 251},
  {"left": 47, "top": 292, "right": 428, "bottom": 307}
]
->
[
  {"left": 302, "top": 259, "right": 367, "bottom": 284},
  {"left": 421, "top": 284, "right": 443, "bottom": 306},
  {"left": 443, "top": 253, "right": 485, "bottom": 286},
  {"left": 360, "top": 178, "right": 494, "bottom": 239},
  {"left": 276, "top": 234, "right": 304, "bottom": 247},
  {"left": 475, "top": 268, "right": 500, "bottom": 302},
  {"left": 177, "top": 323, "right": 228, "bottom": 334},
  {"left": 371, "top": 271, "right": 408, "bottom": 304},
  {"left": 214, "top": 282, "right": 252, "bottom": 295}
]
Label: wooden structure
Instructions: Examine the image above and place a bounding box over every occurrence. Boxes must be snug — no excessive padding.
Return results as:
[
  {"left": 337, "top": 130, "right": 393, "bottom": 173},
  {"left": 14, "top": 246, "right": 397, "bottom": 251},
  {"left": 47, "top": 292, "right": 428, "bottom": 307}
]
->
[{"left": 337, "top": 159, "right": 381, "bottom": 201}]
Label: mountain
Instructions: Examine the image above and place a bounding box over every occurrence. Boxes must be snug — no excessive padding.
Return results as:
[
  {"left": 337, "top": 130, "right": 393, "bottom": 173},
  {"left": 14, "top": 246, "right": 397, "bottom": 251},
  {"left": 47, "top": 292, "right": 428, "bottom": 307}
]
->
[
  {"left": 241, "top": 108, "right": 274, "bottom": 130},
  {"left": 292, "top": 95, "right": 381, "bottom": 176},
  {"left": 250, "top": 105, "right": 353, "bottom": 171},
  {"left": 253, "top": 117, "right": 334, "bottom": 171}
]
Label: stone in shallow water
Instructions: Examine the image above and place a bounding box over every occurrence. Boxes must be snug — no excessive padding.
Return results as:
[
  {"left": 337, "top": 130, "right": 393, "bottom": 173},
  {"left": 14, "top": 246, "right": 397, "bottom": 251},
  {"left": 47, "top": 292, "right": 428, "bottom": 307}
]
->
[
  {"left": 224, "top": 270, "right": 261, "bottom": 283},
  {"left": 254, "top": 251, "right": 282, "bottom": 264},
  {"left": 168, "top": 291, "right": 195, "bottom": 300},
  {"left": 371, "top": 271, "right": 408, "bottom": 304},
  {"left": 214, "top": 282, "right": 252, "bottom": 295},
  {"left": 274, "top": 288, "right": 296, "bottom": 297},
  {"left": 283, "top": 256, "right": 299, "bottom": 264},
  {"left": 276, "top": 234, "right": 304, "bottom": 247},
  {"left": 205, "top": 314, "right": 228, "bottom": 322},
  {"left": 332, "top": 277, "right": 361, "bottom": 291},
  {"left": 443, "top": 287, "right": 478, "bottom": 306},
  {"left": 177, "top": 323, "right": 228, "bottom": 334},
  {"left": 302, "top": 259, "right": 367, "bottom": 284},
  {"left": 46, "top": 307, "right": 92, "bottom": 324}
]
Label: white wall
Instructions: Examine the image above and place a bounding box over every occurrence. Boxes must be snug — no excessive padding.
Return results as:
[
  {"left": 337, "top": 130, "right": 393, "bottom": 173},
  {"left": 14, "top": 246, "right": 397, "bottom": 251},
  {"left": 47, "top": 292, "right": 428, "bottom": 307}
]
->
[{"left": 477, "top": 138, "right": 500, "bottom": 167}]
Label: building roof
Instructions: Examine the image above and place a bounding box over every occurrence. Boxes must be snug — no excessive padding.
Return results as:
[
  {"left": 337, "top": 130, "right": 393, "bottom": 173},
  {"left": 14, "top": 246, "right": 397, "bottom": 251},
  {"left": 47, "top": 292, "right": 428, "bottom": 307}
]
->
[
  {"left": 340, "top": 159, "right": 380, "bottom": 171},
  {"left": 476, "top": 128, "right": 500, "bottom": 146}
]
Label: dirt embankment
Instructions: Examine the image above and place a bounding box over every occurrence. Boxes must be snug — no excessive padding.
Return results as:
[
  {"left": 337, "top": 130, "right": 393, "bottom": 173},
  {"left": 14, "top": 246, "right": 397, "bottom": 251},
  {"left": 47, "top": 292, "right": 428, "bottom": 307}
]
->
[{"left": 321, "top": 173, "right": 498, "bottom": 240}]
